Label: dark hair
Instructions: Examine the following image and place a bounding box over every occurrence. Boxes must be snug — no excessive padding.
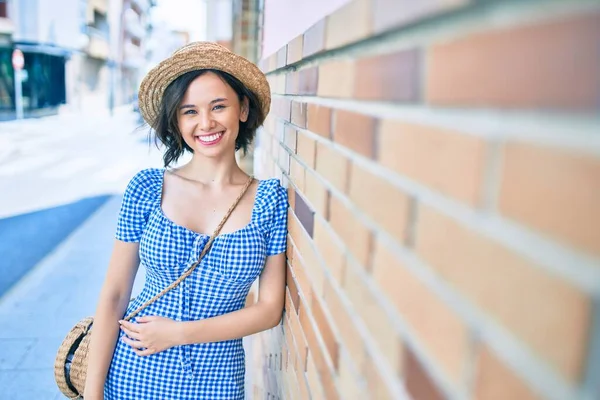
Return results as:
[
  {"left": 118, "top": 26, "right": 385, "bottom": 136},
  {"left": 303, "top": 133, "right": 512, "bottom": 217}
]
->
[{"left": 152, "top": 69, "right": 263, "bottom": 167}]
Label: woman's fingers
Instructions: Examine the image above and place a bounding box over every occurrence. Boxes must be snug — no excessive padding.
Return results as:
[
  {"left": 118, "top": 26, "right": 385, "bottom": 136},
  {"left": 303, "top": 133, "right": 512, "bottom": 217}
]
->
[
  {"left": 121, "top": 335, "right": 145, "bottom": 349},
  {"left": 120, "top": 325, "right": 142, "bottom": 340}
]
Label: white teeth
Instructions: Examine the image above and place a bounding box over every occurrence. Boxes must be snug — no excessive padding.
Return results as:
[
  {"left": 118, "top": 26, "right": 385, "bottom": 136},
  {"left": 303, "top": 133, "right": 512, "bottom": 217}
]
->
[{"left": 197, "top": 132, "right": 223, "bottom": 142}]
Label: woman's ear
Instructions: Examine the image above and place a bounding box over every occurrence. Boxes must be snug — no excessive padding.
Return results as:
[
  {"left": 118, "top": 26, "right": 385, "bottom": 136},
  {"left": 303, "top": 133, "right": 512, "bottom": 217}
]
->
[{"left": 240, "top": 97, "right": 249, "bottom": 123}]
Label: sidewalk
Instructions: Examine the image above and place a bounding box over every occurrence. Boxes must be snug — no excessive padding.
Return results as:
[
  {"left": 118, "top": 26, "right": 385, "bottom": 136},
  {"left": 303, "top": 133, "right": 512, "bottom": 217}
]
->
[{"left": 0, "top": 196, "right": 144, "bottom": 400}]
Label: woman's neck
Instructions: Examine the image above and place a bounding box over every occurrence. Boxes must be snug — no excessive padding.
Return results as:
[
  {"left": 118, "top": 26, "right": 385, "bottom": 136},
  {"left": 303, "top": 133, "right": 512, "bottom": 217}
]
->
[{"left": 174, "top": 153, "right": 247, "bottom": 186}]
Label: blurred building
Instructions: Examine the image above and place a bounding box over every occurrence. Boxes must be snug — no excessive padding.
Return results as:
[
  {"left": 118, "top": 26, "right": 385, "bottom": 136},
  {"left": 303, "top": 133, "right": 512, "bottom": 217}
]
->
[
  {"left": 204, "top": 0, "right": 233, "bottom": 50},
  {"left": 0, "top": 0, "right": 154, "bottom": 120}
]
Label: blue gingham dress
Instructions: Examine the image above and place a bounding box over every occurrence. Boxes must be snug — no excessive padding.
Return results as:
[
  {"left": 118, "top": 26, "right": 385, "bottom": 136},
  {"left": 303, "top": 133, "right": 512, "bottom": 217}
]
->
[{"left": 104, "top": 168, "right": 288, "bottom": 400}]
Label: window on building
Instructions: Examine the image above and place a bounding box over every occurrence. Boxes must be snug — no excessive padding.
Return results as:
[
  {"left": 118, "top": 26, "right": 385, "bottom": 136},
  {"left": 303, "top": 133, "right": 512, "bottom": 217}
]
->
[{"left": 0, "top": 0, "right": 8, "bottom": 18}]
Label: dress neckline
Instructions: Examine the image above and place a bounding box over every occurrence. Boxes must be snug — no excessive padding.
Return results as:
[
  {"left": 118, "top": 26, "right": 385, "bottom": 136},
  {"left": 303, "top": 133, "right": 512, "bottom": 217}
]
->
[{"left": 156, "top": 168, "right": 264, "bottom": 237}]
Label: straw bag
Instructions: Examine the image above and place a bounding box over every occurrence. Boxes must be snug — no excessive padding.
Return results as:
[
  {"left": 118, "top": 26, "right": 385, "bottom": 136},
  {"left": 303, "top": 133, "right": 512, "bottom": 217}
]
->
[{"left": 54, "top": 175, "right": 254, "bottom": 399}]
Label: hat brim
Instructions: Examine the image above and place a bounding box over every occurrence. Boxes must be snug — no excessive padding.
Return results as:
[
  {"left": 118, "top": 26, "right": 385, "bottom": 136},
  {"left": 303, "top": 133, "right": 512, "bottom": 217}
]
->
[{"left": 138, "top": 44, "right": 271, "bottom": 129}]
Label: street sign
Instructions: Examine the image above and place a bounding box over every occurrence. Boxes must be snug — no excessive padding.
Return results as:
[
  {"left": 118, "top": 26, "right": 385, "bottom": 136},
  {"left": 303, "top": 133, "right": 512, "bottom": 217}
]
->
[{"left": 12, "top": 49, "right": 24, "bottom": 70}]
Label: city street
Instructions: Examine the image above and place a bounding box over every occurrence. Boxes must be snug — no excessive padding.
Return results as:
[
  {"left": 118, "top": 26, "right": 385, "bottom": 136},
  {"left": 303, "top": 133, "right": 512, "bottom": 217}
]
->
[{"left": 0, "top": 107, "right": 162, "bottom": 399}]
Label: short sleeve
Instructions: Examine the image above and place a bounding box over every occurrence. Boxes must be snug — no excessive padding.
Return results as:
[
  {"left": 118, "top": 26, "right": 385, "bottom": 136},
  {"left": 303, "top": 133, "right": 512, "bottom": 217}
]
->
[
  {"left": 266, "top": 182, "right": 289, "bottom": 256},
  {"left": 115, "top": 169, "right": 160, "bottom": 242}
]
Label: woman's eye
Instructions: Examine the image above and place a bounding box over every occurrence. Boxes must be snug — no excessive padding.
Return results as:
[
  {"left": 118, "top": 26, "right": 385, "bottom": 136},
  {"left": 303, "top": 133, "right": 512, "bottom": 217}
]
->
[
  {"left": 212, "top": 105, "right": 225, "bottom": 111},
  {"left": 184, "top": 109, "right": 197, "bottom": 115}
]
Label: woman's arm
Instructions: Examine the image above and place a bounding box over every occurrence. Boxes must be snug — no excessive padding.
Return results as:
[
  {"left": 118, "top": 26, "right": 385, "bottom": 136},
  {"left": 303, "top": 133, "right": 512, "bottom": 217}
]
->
[
  {"left": 82, "top": 240, "right": 140, "bottom": 400},
  {"left": 180, "top": 252, "right": 287, "bottom": 344}
]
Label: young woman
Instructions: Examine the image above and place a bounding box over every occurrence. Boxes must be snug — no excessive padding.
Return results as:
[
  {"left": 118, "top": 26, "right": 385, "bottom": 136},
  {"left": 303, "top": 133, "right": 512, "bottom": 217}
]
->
[{"left": 83, "top": 42, "right": 287, "bottom": 400}]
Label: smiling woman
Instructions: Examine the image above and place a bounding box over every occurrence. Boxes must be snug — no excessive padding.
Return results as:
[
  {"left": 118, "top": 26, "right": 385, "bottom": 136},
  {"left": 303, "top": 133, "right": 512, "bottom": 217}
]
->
[
  {"left": 55, "top": 42, "right": 288, "bottom": 400},
  {"left": 153, "top": 69, "right": 263, "bottom": 167}
]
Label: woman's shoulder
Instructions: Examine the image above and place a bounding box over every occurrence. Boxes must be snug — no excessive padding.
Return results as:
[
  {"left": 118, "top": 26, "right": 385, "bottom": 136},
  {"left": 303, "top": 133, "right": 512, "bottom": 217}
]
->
[
  {"left": 124, "top": 167, "right": 164, "bottom": 200},
  {"left": 255, "top": 178, "right": 288, "bottom": 211}
]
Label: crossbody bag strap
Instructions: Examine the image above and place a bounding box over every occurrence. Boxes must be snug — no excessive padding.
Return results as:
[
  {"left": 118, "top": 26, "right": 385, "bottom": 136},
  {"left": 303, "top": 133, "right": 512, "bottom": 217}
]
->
[{"left": 124, "top": 175, "right": 254, "bottom": 321}]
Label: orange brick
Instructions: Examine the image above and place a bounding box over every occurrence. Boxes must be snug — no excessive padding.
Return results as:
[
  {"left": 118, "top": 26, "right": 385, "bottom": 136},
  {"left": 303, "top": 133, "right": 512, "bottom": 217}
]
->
[
  {"left": 296, "top": 131, "right": 316, "bottom": 169},
  {"left": 338, "top": 352, "right": 368, "bottom": 400},
  {"left": 326, "top": 0, "right": 372, "bottom": 50},
  {"left": 289, "top": 157, "right": 306, "bottom": 192},
  {"left": 284, "top": 125, "right": 297, "bottom": 153},
  {"left": 287, "top": 187, "right": 296, "bottom": 211},
  {"left": 291, "top": 246, "right": 313, "bottom": 301},
  {"left": 372, "top": 238, "right": 468, "bottom": 382},
  {"left": 306, "top": 355, "right": 327, "bottom": 400},
  {"left": 294, "top": 223, "right": 326, "bottom": 297},
  {"left": 474, "top": 346, "right": 541, "bottom": 400},
  {"left": 364, "top": 355, "right": 398, "bottom": 400},
  {"left": 499, "top": 142, "right": 600, "bottom": 256},
  {"left": 287, "top": 265, "right": 300, "bottom": 313},
  {"left": 348, "top": 163, "right": 411, "bottom": 244},
  {"left": 286, "top": 70, "right": 300, "bottom": 94},
  {"left": 313, "top": 218, "right": 346, "bottom": 284},
  {"left": 296, "top": 366, "right": 310, "bottom": 400},
  {"left": 344, "top": 263, "right": 403, "bottom": 374},
  {"left": 427, "top": 13, "right": 600, "bottom": 110},
  {"left": 378, "top": 120, "right": 486, "bottom": 206},
  {"left": 323, "top": 280, "right": 366, "bottom": 368},
  {"left": 289, "top": 301, "right": 309, "bottom": 370},
  {"left": 315, "top": 142, "right": 350, "bottom": 193},
  {"left": 307, "top": 104, "right": 332, "bottom": 139},
  {"left": 333, "top": 110, "right": 377, "bottom": 158},
  {"left": 312, "top": 292, "right": 339, "bottom": 369},
  {"left": 287, "top": 34, "right": 304, "bottom": 64},
  {"left": 415, "top": 205, "right": 592, "bottom": 381},
  {"left": 317, "top": 60, "right": 355, "bottom": 98},
  {"left": 328, "top": 194, "right": 372, "bottom": 267},
  {"left": 291, "top": 101, "right": 307, "bottom": 128},
  {"left": 304, "top": 171, "right": 328, "bottom": 217}
]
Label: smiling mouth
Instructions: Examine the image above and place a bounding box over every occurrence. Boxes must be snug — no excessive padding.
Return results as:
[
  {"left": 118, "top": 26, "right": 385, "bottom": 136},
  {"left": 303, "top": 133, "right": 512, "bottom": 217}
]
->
[{"left": 195, "top": 131, "right": 224, "bottom": 144}]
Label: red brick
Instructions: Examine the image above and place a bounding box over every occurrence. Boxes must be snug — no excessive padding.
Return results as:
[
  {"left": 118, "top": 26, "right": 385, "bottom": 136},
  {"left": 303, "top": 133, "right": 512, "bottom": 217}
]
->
[
  {"left": 405, "top": 349, "right": 445, "bottom": 400},
  {"left": 474, "top": 346, "right": 541, "bottom": 400},
  {"left": 354, "top": 50, "right": 421, "bottom": 101},
  {"left": 299, "top": 67, "right": 319, "bottom": 95},
  {"left": 333, "top": 110, "right": 377, "bottom": 158},
  {"left": 427, "top": 13, "right": 600, "bottom": 110}
]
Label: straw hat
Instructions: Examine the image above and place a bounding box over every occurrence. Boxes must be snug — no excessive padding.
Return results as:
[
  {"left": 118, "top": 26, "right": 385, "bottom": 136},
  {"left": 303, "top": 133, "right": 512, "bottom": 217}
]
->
[{"left": 138, "top": 41, "right": 271, "bottom": 128}]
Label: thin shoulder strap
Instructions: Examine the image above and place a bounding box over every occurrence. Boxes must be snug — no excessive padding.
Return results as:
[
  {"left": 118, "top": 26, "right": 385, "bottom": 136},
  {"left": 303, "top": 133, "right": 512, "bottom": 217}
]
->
[{"left": 124, "top": 175, "right": 254, "bottom": 321}]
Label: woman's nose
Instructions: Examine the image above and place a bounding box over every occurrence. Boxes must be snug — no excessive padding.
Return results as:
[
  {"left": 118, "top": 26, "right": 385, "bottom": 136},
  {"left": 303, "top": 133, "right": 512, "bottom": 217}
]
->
[{"left": 198, "top": 110, "right": 215, "bottom": 131}]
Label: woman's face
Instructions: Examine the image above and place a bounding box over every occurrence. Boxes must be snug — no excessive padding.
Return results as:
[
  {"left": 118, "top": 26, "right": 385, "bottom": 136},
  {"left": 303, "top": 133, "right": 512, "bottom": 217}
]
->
[{"left": 177, "top": 71, "right": 248, "bottom": 159}]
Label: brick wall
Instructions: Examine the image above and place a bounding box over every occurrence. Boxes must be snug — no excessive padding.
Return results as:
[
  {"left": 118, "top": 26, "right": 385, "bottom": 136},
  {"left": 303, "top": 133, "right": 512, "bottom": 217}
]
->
[{"left": 248, "top": 1, "right": 600, "bottom": 399}]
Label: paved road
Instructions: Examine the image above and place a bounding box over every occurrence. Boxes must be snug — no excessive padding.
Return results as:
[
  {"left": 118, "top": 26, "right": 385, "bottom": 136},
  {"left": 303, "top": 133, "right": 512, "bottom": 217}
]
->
[{"left": 0, "top": 108, "right": 164, "bottom": 297}]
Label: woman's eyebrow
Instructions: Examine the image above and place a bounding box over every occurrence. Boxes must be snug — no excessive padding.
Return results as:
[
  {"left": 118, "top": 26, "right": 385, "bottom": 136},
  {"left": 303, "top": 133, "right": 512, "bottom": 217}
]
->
[{"left": 179, "top": 98, "right": 228, "bottom": 110}]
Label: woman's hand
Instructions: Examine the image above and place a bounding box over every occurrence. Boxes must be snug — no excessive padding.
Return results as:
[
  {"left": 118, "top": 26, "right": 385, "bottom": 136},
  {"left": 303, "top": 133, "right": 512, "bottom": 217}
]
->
[{"left": 119, "top": 316, "right": 183, "bottom": 356}]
